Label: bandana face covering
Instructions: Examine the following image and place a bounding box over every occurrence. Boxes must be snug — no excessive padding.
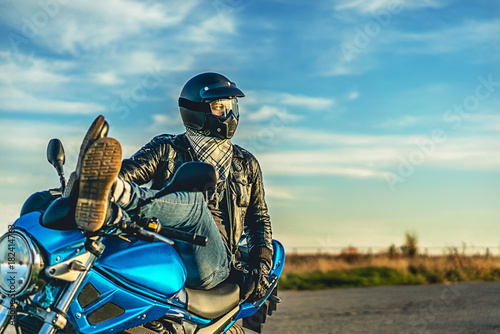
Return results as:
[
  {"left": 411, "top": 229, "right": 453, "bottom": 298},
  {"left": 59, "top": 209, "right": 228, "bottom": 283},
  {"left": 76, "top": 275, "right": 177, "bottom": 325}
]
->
[{"left": 185, "top": 128, "right": 233, "bottom": 182}]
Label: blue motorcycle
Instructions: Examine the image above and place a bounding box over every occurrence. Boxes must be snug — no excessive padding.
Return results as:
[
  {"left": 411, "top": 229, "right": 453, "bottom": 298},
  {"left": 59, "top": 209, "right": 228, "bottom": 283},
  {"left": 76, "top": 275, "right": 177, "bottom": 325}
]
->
[{"left": 0, "top": 139, "right": 284, "bottom": 334}]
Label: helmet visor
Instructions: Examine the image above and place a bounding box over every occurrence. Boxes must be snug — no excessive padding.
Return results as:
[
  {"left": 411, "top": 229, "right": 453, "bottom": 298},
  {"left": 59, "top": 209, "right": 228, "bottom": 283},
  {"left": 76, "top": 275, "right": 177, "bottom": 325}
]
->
[{"left": 209, "top": 98, "right": 239, "bottom": 118}]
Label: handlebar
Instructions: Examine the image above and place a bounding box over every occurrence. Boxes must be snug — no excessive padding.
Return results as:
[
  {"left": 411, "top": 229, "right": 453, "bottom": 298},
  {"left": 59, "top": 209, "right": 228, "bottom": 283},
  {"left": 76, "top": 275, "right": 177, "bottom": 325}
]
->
[
  {"left": 117, "top": 218, "right": 207, "bottom": 247},
  {"left": 139, "top": 229, "right": 174, "bottom": 245},
  {"left": 157, "top": 225, "right": 207, "bottom": 247}
]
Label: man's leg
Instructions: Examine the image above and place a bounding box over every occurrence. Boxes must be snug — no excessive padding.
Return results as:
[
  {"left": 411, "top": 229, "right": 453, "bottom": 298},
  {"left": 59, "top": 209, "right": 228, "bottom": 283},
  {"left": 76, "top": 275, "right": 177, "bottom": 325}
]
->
[
  {"left": 120, "top": 184, "right": 231, "bottom": 289},
  {"left": 75, "top": 137, "right": 230, "bottom": 290}
]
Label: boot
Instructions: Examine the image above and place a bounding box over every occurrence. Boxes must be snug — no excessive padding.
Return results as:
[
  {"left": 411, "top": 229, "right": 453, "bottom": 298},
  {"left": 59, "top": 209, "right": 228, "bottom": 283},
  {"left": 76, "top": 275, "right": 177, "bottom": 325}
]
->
[
  {"left": 63, "top": 115, "right": 109, "bottom": 197},
  {"left": 74, "top": 137, "right": 122, "bottom": 232}
]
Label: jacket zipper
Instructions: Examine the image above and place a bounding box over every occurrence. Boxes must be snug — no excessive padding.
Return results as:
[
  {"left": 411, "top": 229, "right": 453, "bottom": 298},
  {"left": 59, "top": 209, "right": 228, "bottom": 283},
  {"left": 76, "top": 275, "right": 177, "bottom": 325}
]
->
[{"left": 183, "top": 134, "right": 238, "bottom": 265}]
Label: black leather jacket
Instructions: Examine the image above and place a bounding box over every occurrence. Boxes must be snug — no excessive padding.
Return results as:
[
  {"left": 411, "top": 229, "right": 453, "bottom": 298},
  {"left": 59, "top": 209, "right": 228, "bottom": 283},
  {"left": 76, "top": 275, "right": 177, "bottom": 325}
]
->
[{"left": 119, "top": 133, "right": 273, "bottom": 263}]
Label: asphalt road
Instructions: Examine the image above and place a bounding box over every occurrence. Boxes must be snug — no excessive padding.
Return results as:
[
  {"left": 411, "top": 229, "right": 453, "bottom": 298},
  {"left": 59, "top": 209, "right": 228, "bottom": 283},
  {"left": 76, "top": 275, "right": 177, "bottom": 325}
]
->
[
  {"left": 262, "top": 281, "right": 500, "bottom": 334},
  {"left": 2, "top": 281, "right": 500, "bottom": 333}
]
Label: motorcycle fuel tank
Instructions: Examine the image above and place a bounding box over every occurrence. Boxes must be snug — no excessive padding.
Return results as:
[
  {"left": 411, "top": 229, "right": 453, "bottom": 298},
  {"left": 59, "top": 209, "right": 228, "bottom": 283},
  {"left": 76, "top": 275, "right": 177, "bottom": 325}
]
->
[
  {"left": 14, "top": 212, "right": 186, "bottom": 296},
  {"left": 96, "top": 237, "right": 187, "bottom": 296}
]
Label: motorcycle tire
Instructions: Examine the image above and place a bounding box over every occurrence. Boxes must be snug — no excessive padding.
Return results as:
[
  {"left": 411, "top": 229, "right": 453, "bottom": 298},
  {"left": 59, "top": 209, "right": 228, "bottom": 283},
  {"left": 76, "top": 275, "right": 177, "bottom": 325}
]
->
[{"left": 225, "top": 322, "right": 245, "bottom": 334}]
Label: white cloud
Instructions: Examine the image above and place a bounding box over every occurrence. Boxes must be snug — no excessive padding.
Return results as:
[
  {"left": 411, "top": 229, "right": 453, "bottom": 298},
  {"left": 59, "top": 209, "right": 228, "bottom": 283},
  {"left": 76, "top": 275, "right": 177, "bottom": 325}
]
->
[
  {"left": 242, "top": 90, "right": 335, "bottom": 121},
  {"left": 0, "top": 119, "right": 88, "bottom": 154},
  {"left": 184, "top": 15, "right": 237, "bottom": 43},
  {"left": 0, "top": 0, "right": 204, "bottom": 100},
  {"left": 116, "top": 51, "right": 194, "bottom": 76},
  {"left": 379, "top": 115, "right": 418, "bottom": 128},
  {"left": 244, "top": 91, "right": 335, "bottom": 109},
  {"left": 0, "top": 87, "right": 105, "bottom": 114},
  {"left": 246, "top": 105, "right": 302, "bottom": 122},
  {"left": 94, "top": 72, "right": 125, "bottom": 86},
  {"left": 430, "top": 137, "right": 500, "bottom": 170},
  {"left": 147, "top": 113, "right": 185, "bottom": 136},
  {"left": 327, "top": 64, "right": 355, "bottom": 76},
  {"left": 0, "top": 52, "right": 106, "bottom": 114},
  {"left": 264, "top": 186, "right": 296, "bottom": 200},
  {"left": 320, "top": 15, "right": 499, "bottom": 76},
  {"left": 453, "top": 112, "right": 500, "bottom": 133},
  {"left": 0, "top": 118, "right": 172, "bottom": 209},
  {"left": 380, "top": 19, "right": 500, "bottom": 55},
  {"left": 279, "top": 93, "right": 334, "bottom": 110},
  {"left": 281, "top": 128, "right": 419, "bottom": 146},
  {"left": 4, "top": 0, "right": 199, "bottom": 54},
  {"left": 318, "top": 49, "right": 378, "bottom": 76},
  {"left": 259, "top": 150, "right": 389, "bottom": 179},
  {"left": 0, "top": 176, "right": 19, "bottom": 186},
  {"left": 0, "top": 0, "right": 241, "bottom": 121},
  {"left": 0, "top": 52, "right": 72, "bottom": 86},
  {"left": 348, "top": 91, "right": 360, "bottom": 100},
  {"left": 251, "top": 127, "right": 500, "bottom": 179},
  {"left": 151, "top": 113, "right": 183, "bottom": 127},
  {"left": 334, "top": 0, "right": 448, "bottom": 14},
  {"left": 246, "top": 106, "right": 279, "bottom": 121}
]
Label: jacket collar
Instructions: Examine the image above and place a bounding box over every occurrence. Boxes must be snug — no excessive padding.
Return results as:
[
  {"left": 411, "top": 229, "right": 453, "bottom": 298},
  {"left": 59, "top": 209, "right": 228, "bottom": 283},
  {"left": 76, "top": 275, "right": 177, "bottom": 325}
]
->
[
  {"left": 173, "top": 133, "right": 244, "bottom": 159},
  {"left": 171, "top": 133, "right": 191, "bottom": 151},
  {"left": 232, "top": 145, "right": 244, "bottom": 159}
]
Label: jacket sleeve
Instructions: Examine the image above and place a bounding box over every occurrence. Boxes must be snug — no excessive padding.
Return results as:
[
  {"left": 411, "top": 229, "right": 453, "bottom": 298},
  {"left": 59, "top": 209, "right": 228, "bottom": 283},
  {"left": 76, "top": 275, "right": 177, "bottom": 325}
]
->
[
  {"left": 119, "top": 135, "right": 166, "bottom": 185},
  {"left": 244, "top": 155, "right": 273, "bottom": 264}
]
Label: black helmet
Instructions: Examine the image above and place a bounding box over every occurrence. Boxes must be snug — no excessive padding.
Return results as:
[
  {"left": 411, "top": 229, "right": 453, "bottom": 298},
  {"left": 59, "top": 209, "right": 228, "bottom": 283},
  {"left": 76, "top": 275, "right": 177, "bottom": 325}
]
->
[{"left": 178, "top": 72, "right": 245, "bottom": 139}]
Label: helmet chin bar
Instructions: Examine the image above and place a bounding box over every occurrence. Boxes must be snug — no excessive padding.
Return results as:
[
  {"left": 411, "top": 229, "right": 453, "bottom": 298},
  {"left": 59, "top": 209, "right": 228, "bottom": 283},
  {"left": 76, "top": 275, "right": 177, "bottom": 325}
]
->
[{"left": 206, "top": 113, "right": 238, "bottom": 139}]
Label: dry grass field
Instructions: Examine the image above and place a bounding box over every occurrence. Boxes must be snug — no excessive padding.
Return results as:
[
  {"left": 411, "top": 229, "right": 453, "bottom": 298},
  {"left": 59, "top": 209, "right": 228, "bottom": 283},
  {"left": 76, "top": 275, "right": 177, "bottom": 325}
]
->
[
  {"left": 280, "top": 235, "right": 500, "bottom": 290},
  {"left": 285, "top": 251, "right": 500, "bottom": 275}
]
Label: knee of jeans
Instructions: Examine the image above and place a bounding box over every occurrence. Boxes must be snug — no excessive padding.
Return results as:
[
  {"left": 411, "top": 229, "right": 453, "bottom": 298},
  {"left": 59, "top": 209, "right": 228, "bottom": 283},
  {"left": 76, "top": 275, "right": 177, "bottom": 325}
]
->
[
  {"left": 153, "top": 191, "right": 206, "bottom": 206},
  {"left": 191, "top": 191, "right": 207, "bottom": 204}
]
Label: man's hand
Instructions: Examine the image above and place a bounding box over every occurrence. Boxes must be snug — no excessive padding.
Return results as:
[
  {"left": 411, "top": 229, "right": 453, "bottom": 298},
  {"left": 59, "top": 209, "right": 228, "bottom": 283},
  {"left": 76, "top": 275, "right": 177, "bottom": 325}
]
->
[{"left": 249, "top": 259, "right": 271, "bottom": 301}]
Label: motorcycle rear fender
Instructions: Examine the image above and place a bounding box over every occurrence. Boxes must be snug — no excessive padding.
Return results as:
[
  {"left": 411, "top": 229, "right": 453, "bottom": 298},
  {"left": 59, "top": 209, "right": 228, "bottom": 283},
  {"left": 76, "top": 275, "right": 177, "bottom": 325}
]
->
[{"left": 228, "top": 239, "right": 285, "bottom": 325}]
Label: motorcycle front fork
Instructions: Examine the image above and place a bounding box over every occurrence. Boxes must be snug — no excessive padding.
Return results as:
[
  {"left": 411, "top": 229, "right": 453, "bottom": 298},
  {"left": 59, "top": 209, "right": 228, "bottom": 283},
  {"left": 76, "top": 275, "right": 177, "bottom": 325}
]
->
[
  {"left": 0, "top": 237, "right": 104, "bottom": 334},
  {"left": 0, "top": 280, "right": 86, "bottom": 334},
  {"left": 39, "top": 238, "right": 103, "bottom": 334},
  {"left": 0, "top": 302, "right": 13, "bottom": 334}
]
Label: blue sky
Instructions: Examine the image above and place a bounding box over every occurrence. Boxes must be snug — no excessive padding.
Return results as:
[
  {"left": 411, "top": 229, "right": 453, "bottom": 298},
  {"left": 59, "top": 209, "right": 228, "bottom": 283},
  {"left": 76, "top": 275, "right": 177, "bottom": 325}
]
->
[{"left": 0, "top": 0, "right": 499, "bottom": 253}]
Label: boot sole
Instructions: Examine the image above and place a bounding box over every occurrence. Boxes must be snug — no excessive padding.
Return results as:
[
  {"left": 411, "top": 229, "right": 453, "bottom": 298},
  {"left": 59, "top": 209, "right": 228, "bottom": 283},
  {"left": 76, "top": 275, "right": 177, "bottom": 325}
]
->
[
  {"left": 76, "top": 115, "right": 108, "bottom": 176},
  {"left": 65, "top": 115, "right": 108, "bottom": 198},
  {"left": 75, "top": 137, "right": 122, "bottom": 232}
]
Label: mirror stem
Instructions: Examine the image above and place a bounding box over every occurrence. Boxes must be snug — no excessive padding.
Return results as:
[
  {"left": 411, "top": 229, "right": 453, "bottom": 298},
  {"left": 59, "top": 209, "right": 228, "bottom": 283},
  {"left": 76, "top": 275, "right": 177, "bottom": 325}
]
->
[
  {"left": 59, "top": 174, "right": 66, "bottom": 193},
  {"left": 54, "top": 164, "right": 65, "bottom": 193}
]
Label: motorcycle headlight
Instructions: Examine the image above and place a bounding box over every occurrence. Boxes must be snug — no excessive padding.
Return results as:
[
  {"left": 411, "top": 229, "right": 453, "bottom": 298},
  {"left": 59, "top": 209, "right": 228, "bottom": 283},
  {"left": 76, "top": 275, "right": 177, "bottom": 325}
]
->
[{"left": 0, "top": 230, "right": 44, "bottom": 298}]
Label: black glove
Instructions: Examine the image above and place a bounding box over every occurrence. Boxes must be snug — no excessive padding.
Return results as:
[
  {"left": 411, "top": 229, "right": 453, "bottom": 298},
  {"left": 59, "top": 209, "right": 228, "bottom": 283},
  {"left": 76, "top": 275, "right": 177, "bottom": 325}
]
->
[{"left": 249, "top": 259, "right": 271, "bottom": 301}]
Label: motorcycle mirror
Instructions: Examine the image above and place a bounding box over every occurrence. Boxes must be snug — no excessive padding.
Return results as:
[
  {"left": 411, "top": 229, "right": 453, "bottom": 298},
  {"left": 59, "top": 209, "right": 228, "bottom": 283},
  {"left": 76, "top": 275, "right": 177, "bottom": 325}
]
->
[
  {"left": 151, "top": 162, "right": 217, "bottom": 201},
  {"left": 47, "top": 138, "right": 66, "bottom": 177}
]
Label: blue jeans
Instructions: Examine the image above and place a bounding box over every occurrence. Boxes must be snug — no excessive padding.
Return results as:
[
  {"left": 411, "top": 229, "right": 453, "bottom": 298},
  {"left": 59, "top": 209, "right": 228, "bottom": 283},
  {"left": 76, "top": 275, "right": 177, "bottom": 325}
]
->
[{"left": 119, "top": 182, "right": 231, "bottom": 290}]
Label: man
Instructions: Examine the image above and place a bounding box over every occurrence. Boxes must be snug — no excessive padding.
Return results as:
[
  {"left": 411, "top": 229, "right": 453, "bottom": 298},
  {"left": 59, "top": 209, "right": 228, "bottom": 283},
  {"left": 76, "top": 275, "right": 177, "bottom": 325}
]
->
[{"left": 73, "top": 73, "right": 273, "bottom": 299}]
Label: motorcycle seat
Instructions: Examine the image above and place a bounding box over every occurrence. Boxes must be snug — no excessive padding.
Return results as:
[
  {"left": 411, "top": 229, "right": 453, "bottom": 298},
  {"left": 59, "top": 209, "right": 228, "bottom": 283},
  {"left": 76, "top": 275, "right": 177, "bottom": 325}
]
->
[{"left": 185, "top": 283, "right": 240, "bottom": 319}]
